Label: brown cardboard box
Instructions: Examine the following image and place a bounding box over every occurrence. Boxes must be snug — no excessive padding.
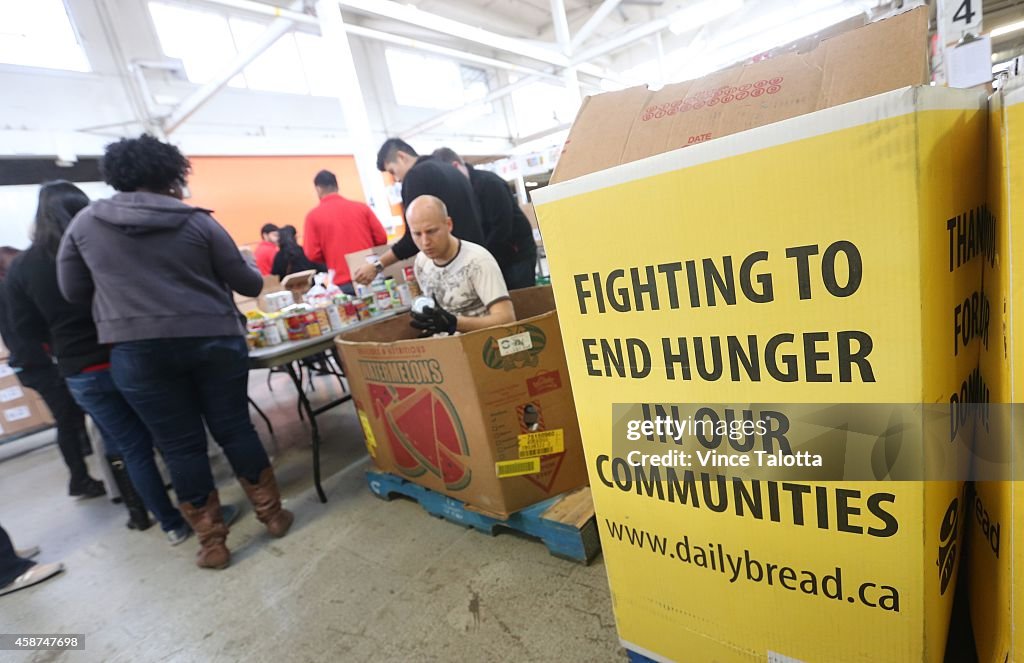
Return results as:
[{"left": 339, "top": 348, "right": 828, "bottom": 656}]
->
[
  {"left": 550, "top": 6, "right": 928, "bottom": 184},
  {"left": 234, "top": 274, "right": 284, "bottom": 314},
  {"left": 0, "top": 362, "right": 54, "bottom": 439},
  {"left": 344, "top": 246, "right": 415, "bottom": 283},
  {"left": 336, "top": 286, "right": 588, "bottom": 518}
]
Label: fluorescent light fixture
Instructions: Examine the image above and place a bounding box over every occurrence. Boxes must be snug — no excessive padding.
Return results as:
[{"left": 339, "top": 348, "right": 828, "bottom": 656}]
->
[
  {"left": 992, "top": 19, "right": 1024, "bottom": 39},
  {"left": 669, "top": 0, "right": 744, "bottom": 35}
]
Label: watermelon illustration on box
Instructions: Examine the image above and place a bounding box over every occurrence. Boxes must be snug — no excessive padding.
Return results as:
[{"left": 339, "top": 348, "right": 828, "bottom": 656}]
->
[{"left": 337, "top": 286, "right": 589, "bottom": 519}]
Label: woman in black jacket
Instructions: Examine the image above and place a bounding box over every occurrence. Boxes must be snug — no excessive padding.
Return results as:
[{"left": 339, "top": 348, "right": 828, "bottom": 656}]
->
[
  {"left": 0, "top": 243, "right": 104, "bottom": 501},
  {"left": 6, "top": 181, "right": 190, "bottom": 539},
  {"left": 271, "top": 225, "right": 325, "bottom": 279}
]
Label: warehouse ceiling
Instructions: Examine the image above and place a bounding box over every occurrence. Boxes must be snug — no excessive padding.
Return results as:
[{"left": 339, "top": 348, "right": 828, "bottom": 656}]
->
[{"left": 295, "top": 0, "right": 1024, "bottom": 81}]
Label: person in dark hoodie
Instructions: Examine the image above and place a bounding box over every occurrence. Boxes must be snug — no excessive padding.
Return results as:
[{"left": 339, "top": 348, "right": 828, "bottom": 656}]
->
[
  {"left": 0, "top": 246, "right": 104, "bottom": 500},
  {"left": 432, "top": 148, "right": 538, "bottom": 290},
  {"left": 270, "top": 225, "right": 324, "bottom": 280},
  {"left": 56, "top": 135, "right": 293, "bottom": 570},
  {"left": 352, "top": 138, "right": 484, "bottom": 285},
  {"left": 7, "top": 181, "right": 203, "bottom": 542}
]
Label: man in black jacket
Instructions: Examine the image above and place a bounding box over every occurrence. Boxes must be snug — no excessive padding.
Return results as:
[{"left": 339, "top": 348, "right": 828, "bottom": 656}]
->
[
  {"left": 433, "top": 147, "right": 537, "bottom": 290},
  {"left": 352, "top": 138, "right": 484, "bottom": 285}
]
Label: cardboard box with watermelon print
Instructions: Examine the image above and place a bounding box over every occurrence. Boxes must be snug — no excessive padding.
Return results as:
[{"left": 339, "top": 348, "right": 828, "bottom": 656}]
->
[{"left": 336, "top": 286, "right": 588, "bottom": 518}]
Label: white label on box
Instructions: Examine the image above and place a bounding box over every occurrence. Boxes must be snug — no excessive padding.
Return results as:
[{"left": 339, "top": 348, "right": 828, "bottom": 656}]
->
[
  {"left": 768, "top": 652, "right": 806, "bottom": 663},
  {"left": 945, "top": 37, "right": 992, "bottom": 89},
  {"left": 0, "top": 364, "right": 14, "bottom": 378},
  {"left": 4, "top": 405, "right": 30, "bottom": 422},
  {"left": 498, "top": 331, "right": 533, "bottom": 357},
  {"left": 0, "top": 386, "right": 23, "bottom": 402}
]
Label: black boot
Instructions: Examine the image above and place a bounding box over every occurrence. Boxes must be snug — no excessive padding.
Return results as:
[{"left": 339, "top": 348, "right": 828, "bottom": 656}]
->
[{"left": 107, "top": 456, "right": 152, "bottom": 531}]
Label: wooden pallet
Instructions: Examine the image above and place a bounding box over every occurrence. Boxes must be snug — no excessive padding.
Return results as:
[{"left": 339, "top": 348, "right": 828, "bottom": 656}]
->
[{"left": 366, "top": 470, "right": 600, "bottom": 564}]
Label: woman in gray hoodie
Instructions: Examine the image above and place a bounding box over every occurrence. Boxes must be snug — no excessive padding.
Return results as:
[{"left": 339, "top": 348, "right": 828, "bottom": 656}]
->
[{"left": 57, "top": 135, "right": 293, "bottom": 570}]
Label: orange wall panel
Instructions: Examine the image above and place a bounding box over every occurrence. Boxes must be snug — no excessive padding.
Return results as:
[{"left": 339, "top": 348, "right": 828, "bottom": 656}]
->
[{"left": 186, "top": 155, "right": 365, "bottom": 245}]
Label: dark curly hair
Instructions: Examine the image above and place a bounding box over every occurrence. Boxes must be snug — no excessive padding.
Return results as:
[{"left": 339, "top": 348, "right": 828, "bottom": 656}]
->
[{"left": 100, "top": 134, "right": 191, "bottom": 193}]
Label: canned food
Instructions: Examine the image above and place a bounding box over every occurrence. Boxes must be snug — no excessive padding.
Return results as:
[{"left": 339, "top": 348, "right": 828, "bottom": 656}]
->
[
  {"left": 412, "top": 296, "right": 435, "bottom": 315},
  {"left": 315, "top": 308, "right": 331, "bottom": 333},
  {"left": 342, "top": 299, "right": 358, "bottom": 323},
  {"left": 353, "top": 297, "right": 369, "bottom": 321},
  {"left": 303, "top": 312, "right": 322, "bottom": 337},
  {"left": 262, "top": 321, "right": 282, "bottom": 346},
  {"left": 326, "top": 304, "right": 345, "bottom": 330},
  {"left": 396, "top": 283, "right": 412, "bottom": 307},
  {"left": 285, "top": 313, "right": 307, "bottom": 341}
]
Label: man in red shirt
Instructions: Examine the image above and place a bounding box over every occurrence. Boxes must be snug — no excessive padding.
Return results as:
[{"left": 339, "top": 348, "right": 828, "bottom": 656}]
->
[
  {"left": 253, "top": 223, "right": 279, "bottom": 276},
  {"left": 304, "top": 170, "right": 388, "bottom": 293}
]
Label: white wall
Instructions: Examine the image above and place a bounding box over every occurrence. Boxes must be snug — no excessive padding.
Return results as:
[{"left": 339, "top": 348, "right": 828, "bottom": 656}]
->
[{"left": 0, "top": 182, "right": 116, "bottom": 250}]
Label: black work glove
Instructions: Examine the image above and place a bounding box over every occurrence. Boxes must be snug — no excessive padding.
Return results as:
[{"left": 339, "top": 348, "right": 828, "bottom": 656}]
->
[{"left": 410, "top": 298, "right": 457, "bottom": 335}]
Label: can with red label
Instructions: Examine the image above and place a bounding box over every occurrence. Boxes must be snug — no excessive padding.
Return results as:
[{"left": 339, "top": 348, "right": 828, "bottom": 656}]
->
[
  {"left": 285, "top": 313, "right": 307, "bottom": 341},
  {"left": 353, "top": 298, "right": 369, "bottom": 321},
  {"left": 342, "top": 299, "right": 358, "bottom": 324}
]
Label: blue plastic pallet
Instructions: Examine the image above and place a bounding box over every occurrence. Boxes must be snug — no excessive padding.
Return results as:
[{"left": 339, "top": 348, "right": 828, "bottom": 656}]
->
[{"left": 366, "top": 470, "right": 600, "bottom": 564}]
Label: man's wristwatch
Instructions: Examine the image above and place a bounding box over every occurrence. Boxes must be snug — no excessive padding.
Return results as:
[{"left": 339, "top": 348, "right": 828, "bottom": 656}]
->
[{"left": 370, "top": 257, "right": 384, "bottom": 274}]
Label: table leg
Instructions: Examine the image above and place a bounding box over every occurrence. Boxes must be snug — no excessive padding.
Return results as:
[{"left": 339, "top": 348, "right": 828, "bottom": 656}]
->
[
  {"left": 329, "top": 346, "right": 348, "bottom": 393},
  {"left": 248, "top": 396, "right": 275, "bottom": 437},
  {"left": 285, "top": 361, "right": 327, "bottom": 503}
]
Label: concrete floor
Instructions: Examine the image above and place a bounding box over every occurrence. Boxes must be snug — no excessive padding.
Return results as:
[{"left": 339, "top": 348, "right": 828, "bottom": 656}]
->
[{"left": 0, "top": 367, "right": 622, "bottom": 663}]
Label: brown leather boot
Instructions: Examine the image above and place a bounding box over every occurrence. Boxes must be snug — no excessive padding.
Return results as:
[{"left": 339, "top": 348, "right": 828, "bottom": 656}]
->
[
  {"left": 239, "top": 467, "right": 294, "bottom": 538},
  {"left": 179, "top": 491, "right": 231, "bottom": 569}
]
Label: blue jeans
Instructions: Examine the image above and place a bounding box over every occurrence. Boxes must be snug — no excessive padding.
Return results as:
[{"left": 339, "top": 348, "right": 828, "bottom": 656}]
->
[
  {"left": 501, "top": 252, "right": 538, "bottom": 290},
  {"left": 110, "top": 336, "right": 270, "bottom": 508},
  {"left": 65, "top": 369, "right": 185, "bottom": 532}
]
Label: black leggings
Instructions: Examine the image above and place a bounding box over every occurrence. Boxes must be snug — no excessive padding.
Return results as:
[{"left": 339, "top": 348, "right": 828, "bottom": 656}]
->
[{"left": 17, "top": 365, "right": 91, "bottom": 486}]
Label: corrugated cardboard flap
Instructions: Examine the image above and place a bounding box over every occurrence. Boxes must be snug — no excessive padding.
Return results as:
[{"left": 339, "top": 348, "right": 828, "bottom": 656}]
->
[{"left": 551, "top": 6, "right": 929, "bottom": 184}]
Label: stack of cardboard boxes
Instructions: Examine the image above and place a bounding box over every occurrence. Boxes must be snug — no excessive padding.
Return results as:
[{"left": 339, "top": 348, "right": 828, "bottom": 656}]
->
[{"left": 0, "top": 361, "right": 54, "bottom": 441}]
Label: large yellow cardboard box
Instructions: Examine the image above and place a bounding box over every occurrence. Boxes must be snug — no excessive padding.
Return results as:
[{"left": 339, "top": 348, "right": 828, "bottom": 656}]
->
[
  {"left": 966, "top": 84, "right": 1024, "bottom": 663},
  {"left": 532, "top": 12, "right": 987, "bottom": 659},
  {"left": 336, "top": 286, "right": 589, "bottom": 519}
]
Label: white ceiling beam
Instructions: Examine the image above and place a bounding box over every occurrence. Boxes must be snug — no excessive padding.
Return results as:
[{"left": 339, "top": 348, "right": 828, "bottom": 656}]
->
[
  {"left": 550, "top": 0, "right": 582, "bottom": 102},
  {"left": 550, "top": 0, "right": 573, "bottom": 56},
  {"left": 571, "top": 16, "right": 670, "bottom": 65},
  {"left": 315, "top": 0, "right": 392, "bottom": 222},
  {"left": 192, "top": 0, "right": 603, "bottom": 87},
  {"left": 191, "top": 0, "right": 631, "bottom": 87},
  {"left": 570, "top": 0, "right": 623, "bottom": 51},
  {"left": 513, "top": 122, "right": 572, "bottom": 146},
  {"left": 401, "top": 76, "right": 540, "bottom": 139},
  {"left": 337, "top": 0, "right": 568, "bottom": 66},
  {"left": 344, "top": 24, "right": 567, "bottom": 85},
  {"left": 163, "top": 1, "right": 304, "bottom": 134}
]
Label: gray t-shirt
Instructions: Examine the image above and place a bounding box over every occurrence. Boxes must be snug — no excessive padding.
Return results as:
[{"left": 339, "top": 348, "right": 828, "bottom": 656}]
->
[{"left": 414, "top": 240, "right": 509, "bottom": 317}]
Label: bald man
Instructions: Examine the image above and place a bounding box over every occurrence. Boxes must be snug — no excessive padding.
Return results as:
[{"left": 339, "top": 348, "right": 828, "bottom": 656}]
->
[{"left": 407, "top": 195, "right": 515, "bottom": 335}]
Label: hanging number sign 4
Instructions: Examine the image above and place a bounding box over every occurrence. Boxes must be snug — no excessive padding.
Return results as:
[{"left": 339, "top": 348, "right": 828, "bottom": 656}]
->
[{"left": 939, "top": 0, "right": 982, "bottom": 46}]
